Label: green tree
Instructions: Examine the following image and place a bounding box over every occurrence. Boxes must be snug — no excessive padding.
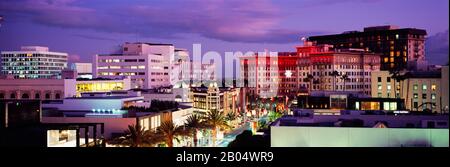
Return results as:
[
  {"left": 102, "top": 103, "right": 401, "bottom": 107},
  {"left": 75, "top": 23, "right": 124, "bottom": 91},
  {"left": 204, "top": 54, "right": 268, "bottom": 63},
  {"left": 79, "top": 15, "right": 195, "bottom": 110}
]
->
[
  {"left": 331, "top": 70, "right": 340, "bottom": 91},
  {"left": 203, "top": 109, "right": 230, "bottom": 146},
  {"left": 110, "top": 124, "right": 156, "bottom": 147},
  {"left": 340, "top": 74, "right": 349, "bottom": 91},
  {"left": 157, "top": 120, "right": 187, "bottom": 147},
  {"left": 185, "top": 114, "right": 204, "bottom": 147}
]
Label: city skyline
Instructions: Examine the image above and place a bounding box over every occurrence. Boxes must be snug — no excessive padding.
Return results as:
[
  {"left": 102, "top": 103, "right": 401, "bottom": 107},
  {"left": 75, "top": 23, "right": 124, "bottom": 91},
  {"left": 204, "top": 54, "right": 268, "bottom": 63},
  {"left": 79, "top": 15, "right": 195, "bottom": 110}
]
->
[{"left": 0, "top": 0, "right": 448, "bottom": 72}]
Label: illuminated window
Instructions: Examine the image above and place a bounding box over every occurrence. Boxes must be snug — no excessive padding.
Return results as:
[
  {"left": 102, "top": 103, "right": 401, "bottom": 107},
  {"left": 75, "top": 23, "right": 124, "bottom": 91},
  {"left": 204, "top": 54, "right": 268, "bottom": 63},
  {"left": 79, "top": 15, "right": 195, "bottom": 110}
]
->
[
  {"left": 384, "top": 57, "right": 389, "bottom": 62},
  {"left": 396, "top": 51, "right": 400, "bottom": 56},
  {"left": 113, "top": 59, "right": 120, "bottom": 63},
  {"left": 413, "top": 93, "right": 418, "bottom": 99},
  {"left": 395, "top": 34, "right": 399, "bottom": 39},
  {"left": 422, "top": 84, "right": 427, "bottom": 90},
  {"left": 413, "top": 84, "right": 418, "bottom": 90},
  {"left": 378, "top": 84, "right": 382, "bottom": 90},
  {"left": 361, "top": 102, "right": 380, "bottom": 110},
  {"left": 387, "top": 85, "right": 391, "bottom": 90},
  {"left": 390, "top": 51, "right": 394, "bottom": 57},
  {"left": 431, "top": 93, "right": 436, "bottom": 100},
  {"left": 431, "top": 84, "right": 436, "bottom": 91},
  {"left": 138, "top": 66, "right": 146, "bottom": 69},
  {"left": 109, "top": 66, "right": 121, "bottom": 69},
  {"left": 131, "top": 66, "right": 138, "bottom": 69},
  {"left": 390, "top": 58, "right": 394, "bottom": 62}
]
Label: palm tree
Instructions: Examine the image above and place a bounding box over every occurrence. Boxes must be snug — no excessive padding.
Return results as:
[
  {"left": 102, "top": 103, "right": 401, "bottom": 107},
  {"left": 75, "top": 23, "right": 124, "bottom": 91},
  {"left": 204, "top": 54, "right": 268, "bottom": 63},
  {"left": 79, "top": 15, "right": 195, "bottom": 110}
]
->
[
  {"left": 203, "top": 109, "right": 230, "bottom": 146},
  {"left": 305, "top": 74, "right": 314, "bottom": 93},
  {"left": 157, "top": 120, "right": 187, "bottom": 147},
  {"left": 331, "top": 71, "right": 340, "bottom": 91},
  {"left": 111, "top": 124, "right": 155, "bottom": 147},
  {"left": 185, "top": 114, "right": 204, "bottom": 147},
  {"left": 340, "top": 74, "right": 349, "bottom": 91}
]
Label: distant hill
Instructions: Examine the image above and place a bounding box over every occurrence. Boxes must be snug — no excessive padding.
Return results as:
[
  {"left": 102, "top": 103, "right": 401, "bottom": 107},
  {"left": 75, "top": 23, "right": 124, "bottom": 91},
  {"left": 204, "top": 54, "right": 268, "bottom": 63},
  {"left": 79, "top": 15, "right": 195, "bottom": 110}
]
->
[{"left": 426, "top": 30, "right": 449, "bottom": 65}]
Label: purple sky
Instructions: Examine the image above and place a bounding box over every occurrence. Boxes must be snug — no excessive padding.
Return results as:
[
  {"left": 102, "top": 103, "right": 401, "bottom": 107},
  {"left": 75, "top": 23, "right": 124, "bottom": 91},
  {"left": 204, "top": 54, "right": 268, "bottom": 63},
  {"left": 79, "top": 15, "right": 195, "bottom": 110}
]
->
[{"left": 0, "top": 0, "right": 448, "bottom": 77}]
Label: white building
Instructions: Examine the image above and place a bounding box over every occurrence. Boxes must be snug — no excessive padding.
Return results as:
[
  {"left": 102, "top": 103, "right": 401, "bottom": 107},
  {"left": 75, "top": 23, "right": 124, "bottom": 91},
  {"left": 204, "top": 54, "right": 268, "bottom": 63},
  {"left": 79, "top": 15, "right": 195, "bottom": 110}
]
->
[
  {"left": 71, "top": 63, "right": 93, "bottom": 79},
  {"left": 94, "top": 42, "right": 175, "bottom": 89},
  {"left": 1, "top": 46, "right": 68, "bottom": 79}
]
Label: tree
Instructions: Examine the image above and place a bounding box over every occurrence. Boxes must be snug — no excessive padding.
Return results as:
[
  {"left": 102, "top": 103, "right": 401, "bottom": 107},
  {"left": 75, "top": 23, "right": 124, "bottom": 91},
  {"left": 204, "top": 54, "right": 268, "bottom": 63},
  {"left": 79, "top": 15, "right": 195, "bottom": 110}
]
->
[
  {"left": 305, "top": 74, "right": 314, "bottom": 93},
  {"left": 157, "top": 120, "right": 187, "bottom": 147},
  {"left": 185, "top": 114, "right": 204, "bottom": 147},
  {"left": 110, "top": 124, "right": 156, "bottom": 147},
  {"left": 331, "top": 70, "right": 340, "bottom": 91},
  {"left": 340, "top": 74, "right": 349, "bottom": 91},
  {"left": 203, "top": 109, "right": 230, "bottom": 146},
  {"left": 389, "top": 68, "right": 407, "bottom": 98}
]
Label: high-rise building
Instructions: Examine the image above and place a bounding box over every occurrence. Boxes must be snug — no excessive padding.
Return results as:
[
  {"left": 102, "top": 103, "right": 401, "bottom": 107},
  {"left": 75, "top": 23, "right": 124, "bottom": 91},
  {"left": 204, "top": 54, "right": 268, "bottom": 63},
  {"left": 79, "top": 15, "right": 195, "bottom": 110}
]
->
[
  {"left": 1, "top": 46, "right": 68, "bottom": 79},
  {"left": 94, "top": 42, "right": 175, "bottom": 89},
  {"left": 190, "top": 82, "right": 240, "bottom": 115},
  {"left": 308, "top": 25, "right": 427, "bottom": 71}
]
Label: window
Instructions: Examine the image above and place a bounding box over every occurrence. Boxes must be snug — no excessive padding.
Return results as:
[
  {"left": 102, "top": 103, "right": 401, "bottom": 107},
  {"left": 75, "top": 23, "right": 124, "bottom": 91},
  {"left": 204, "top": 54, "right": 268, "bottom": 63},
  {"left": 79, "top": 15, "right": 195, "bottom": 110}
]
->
[
  {"left": 413, "top": 93, "right": 418, "bottom": 99},
  {"left": 387, "top": 85, "right": 391, "bottom": 90},
  {"left": 413, "top": 84, "right": 418, "bottom": 90},
  {"left": 377, "top": 92, "right": 382, "bottom": 97},
  {"left": 45, "top": 93, "right": 51, "bottom": 99},
  {"left": 431, "top": 84, "right": 436, "bottom": 91},
  {"left": 0, "top": 93, "right": 4, "bottom": 99},
  {"left": 387, "top": 77, "right": 391, "bottom": 82},
  {"left": 422, "top": 84, "right": 427, "bottom": 90},
  {"left": 378, "top": 77, "right": 382, "bottom": 82},
  {"left": 431, "top": 94, "right": 436, "bottom": 100},
  {"left": 422, "top": 94, "right": 427, "bottom": 99},
  {"left": 413, "top": 102, "right": 418, "bottom": 108},
  {"left": 10, "top": 93, "right": 16, "bottom": 99},
  {"left": 21, "top": 93, "right": 29, "bottom": 99},
  {"left": 55, "top": 93, "right": 61, "bottom": 99}
]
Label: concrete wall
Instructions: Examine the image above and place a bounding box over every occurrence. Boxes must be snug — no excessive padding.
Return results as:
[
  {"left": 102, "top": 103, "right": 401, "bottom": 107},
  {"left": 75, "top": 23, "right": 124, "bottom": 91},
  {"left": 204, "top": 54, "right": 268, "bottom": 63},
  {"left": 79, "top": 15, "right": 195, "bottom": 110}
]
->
[
  {"left": 42, "top": 117, "right": 136, "bottom": 139},
  {"left": 271, "top": 126, "right": 449, "bottom": 147}
]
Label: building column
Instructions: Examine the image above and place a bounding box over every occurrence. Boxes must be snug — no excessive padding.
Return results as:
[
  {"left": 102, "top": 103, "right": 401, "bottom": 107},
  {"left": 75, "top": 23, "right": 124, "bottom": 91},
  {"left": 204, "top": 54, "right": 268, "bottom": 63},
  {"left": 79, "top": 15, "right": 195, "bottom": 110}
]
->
[
  {"left": 84, "top": 127, "right": 89, "bottom": 147},
  {"left": 93, "top": 125, "right": 97, "bottom": 147},
  {"left": 76, "top": 128, "right": 80, "bottom": 147}
]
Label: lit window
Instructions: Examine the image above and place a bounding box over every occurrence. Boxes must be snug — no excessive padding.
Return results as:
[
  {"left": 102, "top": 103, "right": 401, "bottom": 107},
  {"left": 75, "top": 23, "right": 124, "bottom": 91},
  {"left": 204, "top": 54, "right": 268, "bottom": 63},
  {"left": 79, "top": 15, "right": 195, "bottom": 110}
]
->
[
  {"left": 413, "top": 93, "right": 418, "bottom": 99},
  {"left": 422, "top": 84, "right": 427, "bottom": 90},
  {"left": 413, "top": 84, "right": 418, "bottom": 90},
  {"left": 384, "top": 57, "right": 389, "bottom": 62},
  {"left": 431, "top": 94, "right": 436, "bottom": 100},
  {"left": 390, "top": 51, "right": 394, "bottom": 57},
  {"left": 431, "top": 84, "right": 436, "bottom": 91},
  {"left": 387, "top": 85, "right": 391, "bottom": 90},
  {"left": 138, "top": 66, "right": 146, "bottom": 69},
  {"left": 395, "top": 34, "right": 399, "bottom": 39}
]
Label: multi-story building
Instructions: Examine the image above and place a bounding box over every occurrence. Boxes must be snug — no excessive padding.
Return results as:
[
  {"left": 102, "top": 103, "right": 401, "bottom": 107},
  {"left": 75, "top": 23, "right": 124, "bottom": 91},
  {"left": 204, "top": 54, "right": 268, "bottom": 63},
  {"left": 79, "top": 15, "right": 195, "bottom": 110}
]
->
[
  {"left": 94, "top": 42, "right": 175, "bottom": 89},
  {"left": 171, "top": 49, "right": 216, "bottom": 85},
  {"left": 308, "top": 25, "right": 427, "bottom": 71},
  {"left": 1, "top": 46, "right": 68, "bottom": 79},
  {"left": 239, "top": 42, "right": 380, "bottom": 98},
  {"left": 190, "top": 82, "right": 240, "bottom": 115},
  {"left": 240, "top": 51, "right": 279, "bottom": 98},
  {"left": 372, "top": 66, "right": 449, "bottom": 113},
  {"left": 297, "top": 43, "right": 381, "bottom": 96}
]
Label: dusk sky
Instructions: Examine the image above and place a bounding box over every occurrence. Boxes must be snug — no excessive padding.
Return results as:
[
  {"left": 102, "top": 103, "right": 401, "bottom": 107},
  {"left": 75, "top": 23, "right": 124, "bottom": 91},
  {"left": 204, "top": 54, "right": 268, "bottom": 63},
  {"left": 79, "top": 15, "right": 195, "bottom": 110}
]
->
[{"left": 0, "top": 0, "right": 448, "bottom": 77}]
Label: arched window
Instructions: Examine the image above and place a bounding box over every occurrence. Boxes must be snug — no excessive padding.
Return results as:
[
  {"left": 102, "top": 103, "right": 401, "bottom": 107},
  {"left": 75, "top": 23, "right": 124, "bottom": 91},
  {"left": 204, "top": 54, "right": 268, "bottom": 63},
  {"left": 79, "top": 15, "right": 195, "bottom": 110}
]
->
[
  {"left": 55, "top": 93, "right": 61, "bottom": 99},
  {"left": 22, "top": 93, "right": 29, "bottom": 99},
  {"left": 45, "top": 93, "right": 51, "bottom": 99},
  {"left": 35, "top": 93, "right": 40, "bottom": 99},
  {"left": 10, "top": 93, "right": 16, "bottom": 99}
]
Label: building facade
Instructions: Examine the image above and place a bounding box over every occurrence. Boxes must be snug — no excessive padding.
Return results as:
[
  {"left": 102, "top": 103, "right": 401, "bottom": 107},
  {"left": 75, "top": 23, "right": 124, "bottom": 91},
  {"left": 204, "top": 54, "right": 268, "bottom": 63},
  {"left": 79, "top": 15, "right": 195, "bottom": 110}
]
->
[
  {"left": 71, "top": 63, "right": 93, "bottom": 79},
  {"left": 372, "top": 67, "right": 449, "bottom": 113},
  {"left": 75, "top": 77, "right": 131, "bottom": 96},
  {"left": 308, "top": 25, "right": 427, "bottom": 71},
  {"left": 239, "top": 42, "right": 380, "bottom": 98},
  {"left": 0, "top": 77, "right": 76, "bottom": 100},
  {"left": 94, "top": 42, "right": 174, "bottom": 89},
  {"left": 190, "top": 83, "right": 240, "bottom": 115},
  {"left": 1, "top": 46, "right": 68, "bottom": 79}
]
